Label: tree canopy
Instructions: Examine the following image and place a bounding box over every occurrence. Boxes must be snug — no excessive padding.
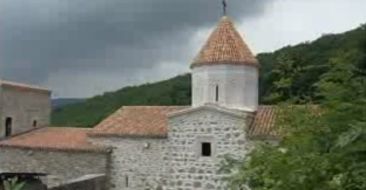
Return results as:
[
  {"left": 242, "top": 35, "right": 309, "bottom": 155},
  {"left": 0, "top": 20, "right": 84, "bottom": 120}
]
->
[{"left": 224, "top": 25, "right": 366, "bottom": 190}]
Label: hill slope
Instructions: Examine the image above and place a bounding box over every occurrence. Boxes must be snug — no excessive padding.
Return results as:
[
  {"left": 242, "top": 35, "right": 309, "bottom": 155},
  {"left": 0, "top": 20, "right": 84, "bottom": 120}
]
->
[
  {"left": 52, "top": 98, "right": 85, "bottom": 109},
  {"left": 52, "top": 74, "right": 191, "bottom": 127},
  {"left": 52, "top": 24, "right": 366, "bottom": 127},
  {"left": 259, "top": 24, "right": 366, "bottom": 103}
]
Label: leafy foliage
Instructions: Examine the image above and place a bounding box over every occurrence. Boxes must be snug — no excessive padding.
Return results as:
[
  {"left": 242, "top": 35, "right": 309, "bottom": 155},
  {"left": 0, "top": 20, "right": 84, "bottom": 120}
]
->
[
  {"left": 259, "top": 24, "right": 366, "bottom": 104},
  {"left": 224, "top": 27, "right": 366, "bottom": 190},
  {"left": 3, "top": 177, "right": 26, "bottom": 190}
]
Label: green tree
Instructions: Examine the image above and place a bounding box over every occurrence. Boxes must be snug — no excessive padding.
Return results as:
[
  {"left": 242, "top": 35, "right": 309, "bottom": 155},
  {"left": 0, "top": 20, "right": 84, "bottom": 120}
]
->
[
  {"left": 264, "top": 52, "right": 303, "bottom": 103},
  {"left": 225, "top": 49, "right": 366, "bottom": 190}
]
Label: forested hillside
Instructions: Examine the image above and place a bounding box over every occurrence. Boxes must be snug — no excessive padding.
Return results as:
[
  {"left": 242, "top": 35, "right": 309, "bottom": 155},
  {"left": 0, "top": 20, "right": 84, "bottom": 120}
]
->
[
  {"left": 51, "top": 74, "right": 191, "bottom": 127},
  {"left": 52, "top": 98, "right": 85, "bottom": 109},
  {"left": 259, "top": 24, "right": 366, "bottom": 103},
  {"left": 52, "top": 24, "right": 366, "bottom": 127}
]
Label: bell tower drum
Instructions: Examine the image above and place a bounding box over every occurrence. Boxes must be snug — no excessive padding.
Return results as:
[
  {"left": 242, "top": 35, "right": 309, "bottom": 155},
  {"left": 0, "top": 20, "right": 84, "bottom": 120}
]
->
[{"left": 191, "top": 16, "right": 259, "bottom": 112}]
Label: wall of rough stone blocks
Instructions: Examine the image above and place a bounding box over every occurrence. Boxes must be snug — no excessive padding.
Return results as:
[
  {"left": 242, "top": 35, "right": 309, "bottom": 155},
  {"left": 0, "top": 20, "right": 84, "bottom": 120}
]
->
[
  {"left": 0, "top": 86, "right": 51, "bottom": 138},
  {"left": 0, "top": 148, "right": 109, "bottom": 186},
  {"left": 164, "top": 108, "right": 252, "bottom": 190},
  {"left": 92, "top": 137, "right": 166, "bottom": 190}
]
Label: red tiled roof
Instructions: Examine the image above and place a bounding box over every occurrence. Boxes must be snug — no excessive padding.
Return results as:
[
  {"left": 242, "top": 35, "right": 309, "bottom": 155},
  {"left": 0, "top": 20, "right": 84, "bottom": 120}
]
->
[
  {"left": 248, "top": 106, "right": 279, "bottom": 139},
  {"left": 91, "top": 105, "right": 279, "bottom": 139},
  {"left": 0, "top": 80, "right": 51, "bottom": 94},
  {"left": 0, "top": 127, "right": 106, "bottom": 152},
  {"left": 0, "top": 106, "right": 313, "bottom": 151},
  {"left": 191, "top": 16, "right": 258, "bottom": 68},
  {"left": 90, "top": 106, "right": 189, "bottom": 138}
]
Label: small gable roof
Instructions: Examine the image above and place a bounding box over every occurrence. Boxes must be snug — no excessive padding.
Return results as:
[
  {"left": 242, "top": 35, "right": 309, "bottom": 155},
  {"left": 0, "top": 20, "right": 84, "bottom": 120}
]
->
[
  {"left": 248, "top": 106, "right": 279, "bottom": 139},
  {"left": 0, "top": 127, "right": 107, "bottom": 153}
]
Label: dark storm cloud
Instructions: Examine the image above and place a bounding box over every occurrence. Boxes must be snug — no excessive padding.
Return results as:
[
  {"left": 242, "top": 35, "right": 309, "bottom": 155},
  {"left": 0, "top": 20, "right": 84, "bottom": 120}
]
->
[{"left": 0, "top": 0, "right": 269, "bottom": 96}]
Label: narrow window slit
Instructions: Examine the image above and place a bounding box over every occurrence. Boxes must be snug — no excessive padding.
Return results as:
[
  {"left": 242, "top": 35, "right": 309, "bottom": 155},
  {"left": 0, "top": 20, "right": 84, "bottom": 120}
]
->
[
  {"left": 125, "top": 176, "right": 129, "bottom": 187},
  {"left": 5, "top": 117, "right": 12, "bottom": 137},
  {"left": 215, "top": 85, "right": 219, "bottom": 102},
  {"left": 33, "top": 120, "right": 37, "bottom": 128}
]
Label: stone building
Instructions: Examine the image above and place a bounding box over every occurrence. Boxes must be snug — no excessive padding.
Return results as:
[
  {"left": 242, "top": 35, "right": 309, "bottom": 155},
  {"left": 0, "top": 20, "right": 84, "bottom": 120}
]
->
[
  {"left": 0, "top": 80, "right": 51, "bottom": 138},
  {"left": 0, "top": 127, "right": 110, "bottom": 186},
  {"left": 0, "top": 16, "right": 279, "bottom": 189}
]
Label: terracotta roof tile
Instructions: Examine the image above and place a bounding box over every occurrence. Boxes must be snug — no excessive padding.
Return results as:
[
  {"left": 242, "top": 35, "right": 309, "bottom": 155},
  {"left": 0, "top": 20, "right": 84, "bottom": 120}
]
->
[
  {"left": 0, "top": 127, "right": 106, "bottom": 152},
  {"left": 192, "top": 16, "right": 258, "bottom": 68},
  {"left": 0, "top": 80, "right": 51, "bottom": 94},
  {"left": 248, "top": 105, "right": 320, "bottom": 139},
  {"left": 91, "top": 105, "right": 281, "bottom": 139},
  {"left": 0, "top": 106, "right": 284, "bottom": 151},
  {"left": 248, "top": 106, "right": 279, "bottom": 139},
  {"left": 90, "top": 106, "right": 188, "bottom": 138}
]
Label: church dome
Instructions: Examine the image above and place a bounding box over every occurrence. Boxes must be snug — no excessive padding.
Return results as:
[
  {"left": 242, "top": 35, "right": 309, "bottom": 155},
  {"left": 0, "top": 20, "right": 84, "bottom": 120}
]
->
[{"left": 191, "top": 16, "right": 259, "bottom": 68}]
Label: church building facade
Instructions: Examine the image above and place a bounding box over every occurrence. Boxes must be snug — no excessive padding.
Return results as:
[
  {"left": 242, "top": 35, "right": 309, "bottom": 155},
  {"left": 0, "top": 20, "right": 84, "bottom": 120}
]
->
[{"left": 89, "top": 16, "right": 275, "bottom": 189}]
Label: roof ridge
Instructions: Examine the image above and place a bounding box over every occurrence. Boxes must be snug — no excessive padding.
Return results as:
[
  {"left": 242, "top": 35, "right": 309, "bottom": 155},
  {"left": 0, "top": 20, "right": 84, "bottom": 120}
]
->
[{"left": 0, "top": 79, "right": 50, "bottom": 93}]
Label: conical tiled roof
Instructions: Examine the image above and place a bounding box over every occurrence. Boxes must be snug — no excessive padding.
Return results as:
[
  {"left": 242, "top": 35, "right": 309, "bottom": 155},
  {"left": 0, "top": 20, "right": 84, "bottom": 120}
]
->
[{"left": 191, "top": 16, "right": 259, "bottom": 68}]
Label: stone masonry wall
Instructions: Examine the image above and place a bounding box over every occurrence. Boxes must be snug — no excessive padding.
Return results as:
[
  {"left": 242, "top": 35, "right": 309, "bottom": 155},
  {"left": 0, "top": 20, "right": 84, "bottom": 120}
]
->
[
  {"left": 0, "top": 148, "right": 109, "bottom": 186},
  {"left": 0, "top": 86, "right": 51, "bottom": 138},
  {"left": 92, "top": 137, "right": 166, "bottom": 190},
  {"left": 164, "top": 108, "right": 252, "bottom": 190}
]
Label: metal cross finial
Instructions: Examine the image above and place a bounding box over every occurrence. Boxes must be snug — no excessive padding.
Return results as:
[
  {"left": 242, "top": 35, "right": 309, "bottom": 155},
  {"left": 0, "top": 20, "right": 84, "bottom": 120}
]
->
[{"left": 222, "top": 0, "right": 227, "bottom": 16}]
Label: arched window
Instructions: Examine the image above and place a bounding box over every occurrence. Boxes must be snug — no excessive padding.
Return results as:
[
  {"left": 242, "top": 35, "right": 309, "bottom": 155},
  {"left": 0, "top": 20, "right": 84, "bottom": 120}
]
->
[{"left": 215, "top": 85, "right": 219, "bottom": 102}]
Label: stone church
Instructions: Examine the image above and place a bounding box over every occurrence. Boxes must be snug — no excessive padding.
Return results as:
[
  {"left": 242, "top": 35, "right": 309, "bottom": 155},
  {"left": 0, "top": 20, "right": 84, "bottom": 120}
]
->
[{"left": 0, "top": 16, "right": 278, "bottom": 189}]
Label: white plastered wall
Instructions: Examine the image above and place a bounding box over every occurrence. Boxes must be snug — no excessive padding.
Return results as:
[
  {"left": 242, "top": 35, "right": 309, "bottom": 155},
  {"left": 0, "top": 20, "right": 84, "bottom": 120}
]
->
[{"left": 192, "top": 64, "right": 258, "bottom": 112}]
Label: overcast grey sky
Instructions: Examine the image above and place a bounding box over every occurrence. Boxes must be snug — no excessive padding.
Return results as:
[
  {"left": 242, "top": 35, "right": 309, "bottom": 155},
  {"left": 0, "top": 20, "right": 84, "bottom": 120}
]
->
[{"left": 0, "top": 0, "right": 365, "bottom": 98}]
